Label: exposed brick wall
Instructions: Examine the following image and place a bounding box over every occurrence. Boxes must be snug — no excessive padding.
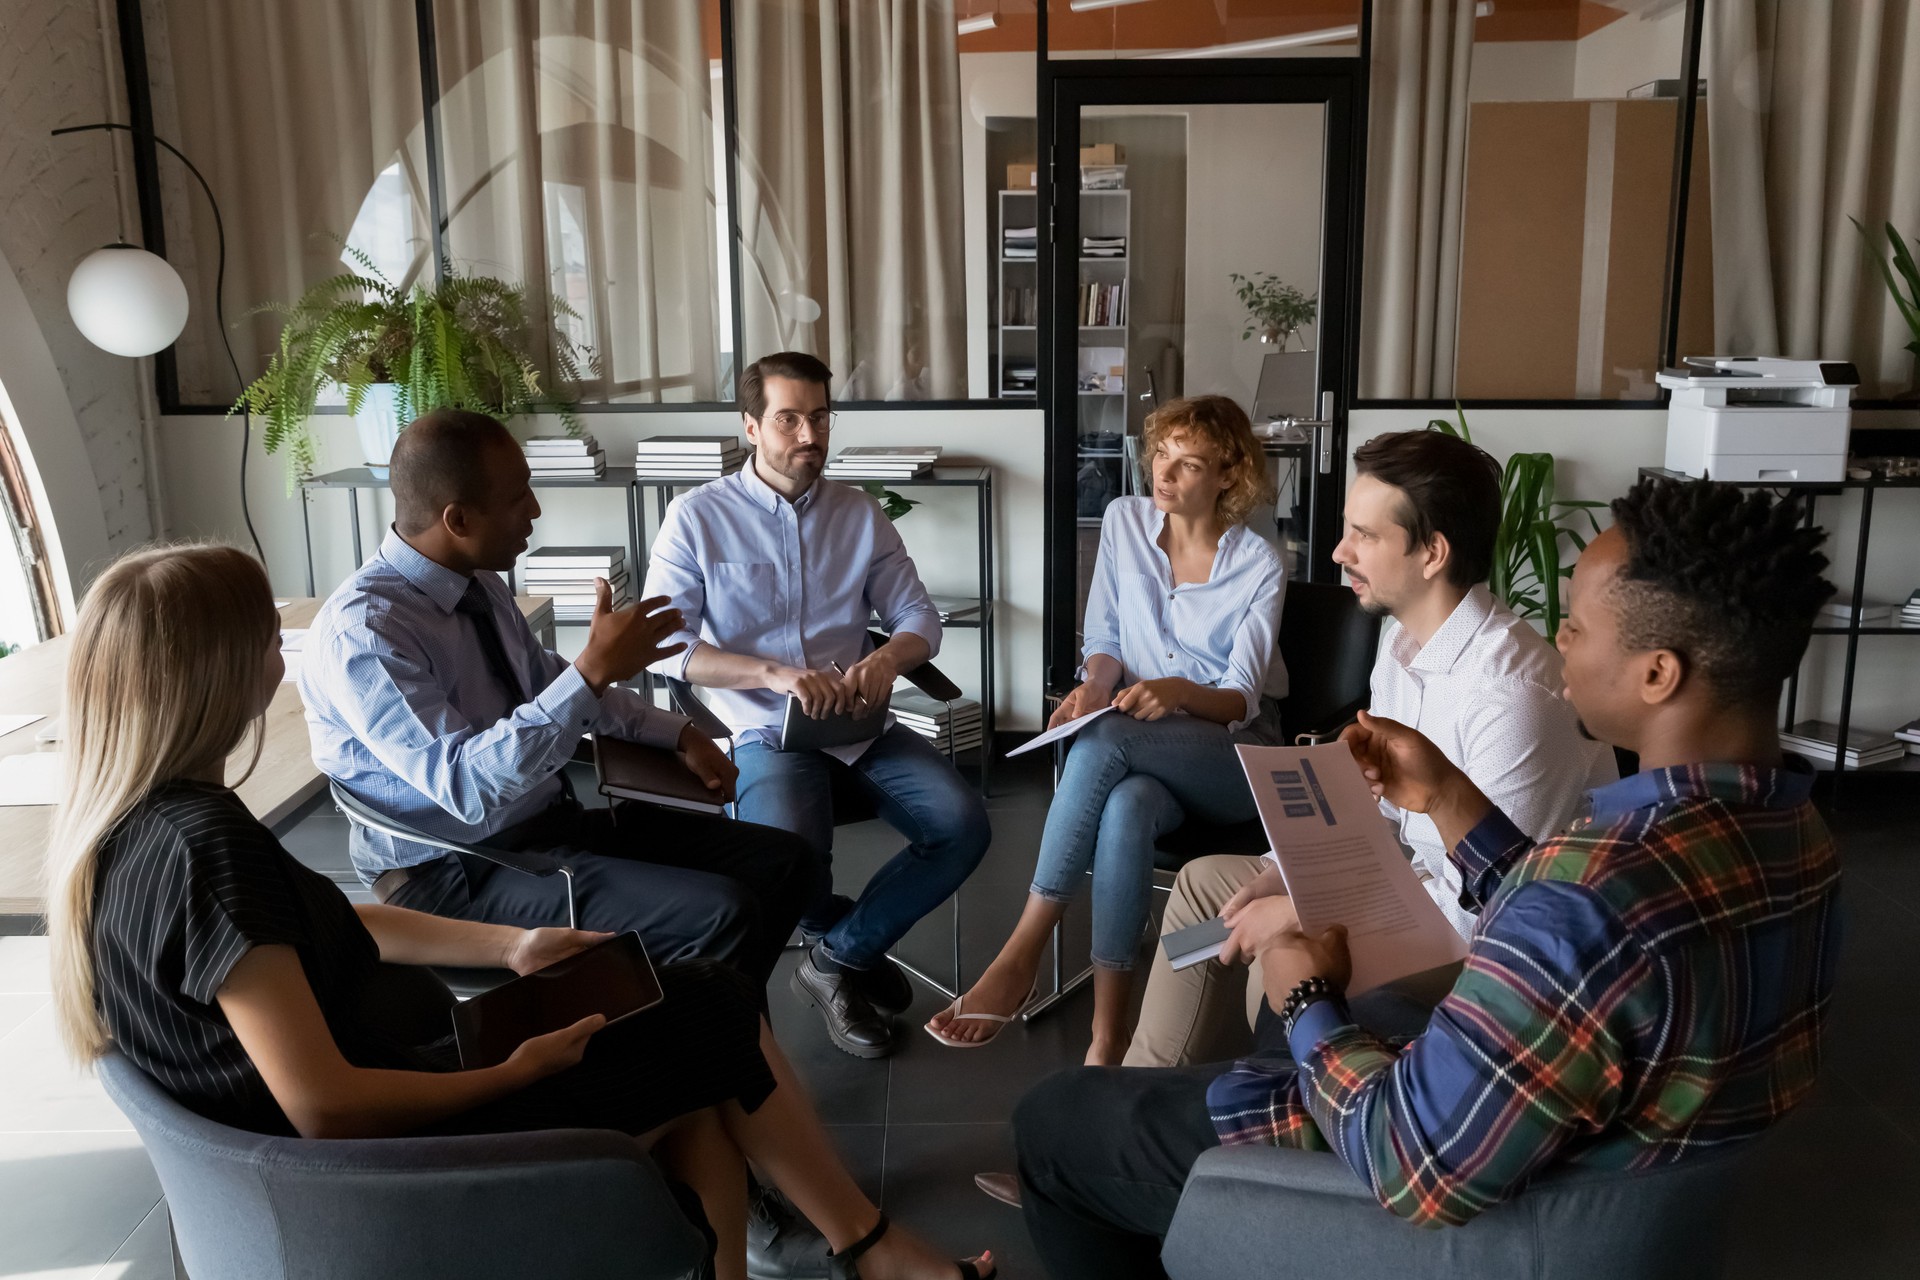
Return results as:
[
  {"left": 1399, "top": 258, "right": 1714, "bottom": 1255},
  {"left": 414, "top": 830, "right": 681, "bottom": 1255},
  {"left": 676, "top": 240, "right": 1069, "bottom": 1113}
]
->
[{"left": 0, "top": 0, "right": 153, "bottom": 551}]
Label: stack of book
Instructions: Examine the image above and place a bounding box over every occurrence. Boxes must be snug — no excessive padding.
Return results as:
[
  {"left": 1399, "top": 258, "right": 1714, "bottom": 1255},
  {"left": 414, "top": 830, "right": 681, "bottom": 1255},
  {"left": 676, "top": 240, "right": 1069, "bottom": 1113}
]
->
[
  {"left": 892, "top": 691, "right": 983, "bottom": 755},
  {"left": 1901, "top": 590, "right": 1920, "bottom": 629},
  {"left": 634, "top": 435, "right": 745, "bottom": 480},
  {"left": 1003, "top": 226, "right": 1036, "bottom": 260},
  {"left": 1896, "top": 717, "right": 1920, "bottom": 755},
  {"left": 928, "top": 594, "right": 981, "bottom": 622},
  {"left": 523, "top": 546, "right": 628, "bottom": 624},
  {"left": 824, "top": 446, "right": 941, "bottom": 480},
  {"left": 1082, "top": 235, "right": 1126, "bottom": 259},
  {"left": 1779, "top": 719, "right": 1906, "bottom": 768},
  {"left": 1002, "top": 363, "right": 1037, "bottom": 395},
  {"left": 1818, "top": 599, "right": 1895, "bottom": 628},
  {"left": 1077, "top": 281, "right": 1127, "bottom": 326},
  {"left": 523, "top": 434, "right": 605, "bottom": 479}
]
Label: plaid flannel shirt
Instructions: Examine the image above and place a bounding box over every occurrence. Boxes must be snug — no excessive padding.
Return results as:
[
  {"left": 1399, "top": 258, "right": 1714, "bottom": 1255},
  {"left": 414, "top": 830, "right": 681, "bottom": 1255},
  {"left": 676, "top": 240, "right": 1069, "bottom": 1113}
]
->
[{"left": 1206, "top": 760, "right": 1841, "bottom": 1227}]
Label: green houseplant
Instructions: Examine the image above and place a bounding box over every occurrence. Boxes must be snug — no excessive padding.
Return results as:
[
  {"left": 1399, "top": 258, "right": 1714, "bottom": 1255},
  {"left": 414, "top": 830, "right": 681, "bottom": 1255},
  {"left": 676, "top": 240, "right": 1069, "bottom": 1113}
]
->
[
  {"left": 232, "top": 246, "right": 596, "bottom": 487},
  {"left": 1852, "top": 216, "right": 1920, "bottom": 383},
  {"left": 1427, "top": 406, "right": 1604, "bottom": 640},
  {"left": 1229, "top": 272, "right": 1318, "bottom": 347},
  {"left": 860, "top": 481, "right": 921, "bottom": 520}
]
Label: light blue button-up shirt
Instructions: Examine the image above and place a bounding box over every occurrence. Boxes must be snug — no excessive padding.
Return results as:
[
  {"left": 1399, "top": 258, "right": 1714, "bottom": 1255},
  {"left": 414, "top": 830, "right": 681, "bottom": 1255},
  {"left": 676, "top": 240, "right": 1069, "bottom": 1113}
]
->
[
  {"left": 301, "top": 528, "right": 688, "bottom": 880},
  {"left": 642, "top": 459, "right": 942, "bottom": 753},
  {"left": 1081, "top": 496, "right": 1288, "bottom": 738}
]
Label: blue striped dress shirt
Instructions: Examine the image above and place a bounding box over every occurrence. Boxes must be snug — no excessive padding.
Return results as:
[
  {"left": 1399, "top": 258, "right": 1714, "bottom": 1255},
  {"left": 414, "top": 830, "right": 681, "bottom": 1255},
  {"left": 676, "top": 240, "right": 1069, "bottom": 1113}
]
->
[{"left": 301, "top": 528, "right": 688, "bottom": 881}]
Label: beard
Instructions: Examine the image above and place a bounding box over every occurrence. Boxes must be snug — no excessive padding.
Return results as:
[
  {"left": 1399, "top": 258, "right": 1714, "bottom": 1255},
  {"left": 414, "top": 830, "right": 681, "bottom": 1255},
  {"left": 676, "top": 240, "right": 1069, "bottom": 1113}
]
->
[
  {"left": 1575, "top": 718, "right": 1597, "bottom": 741},
  {"left": 771, "top": 446, "right": 824, "bottom": 483},
  {"left": 1358, "top": 598, "right": 1393, "bottom": 619}
]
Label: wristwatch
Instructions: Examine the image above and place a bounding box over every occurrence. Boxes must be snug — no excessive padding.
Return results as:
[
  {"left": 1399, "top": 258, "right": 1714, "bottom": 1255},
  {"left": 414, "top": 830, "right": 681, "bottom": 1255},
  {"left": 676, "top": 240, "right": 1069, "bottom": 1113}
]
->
[{"left": 1279, "top": 975, "right": 1337, "bottom": 1040}]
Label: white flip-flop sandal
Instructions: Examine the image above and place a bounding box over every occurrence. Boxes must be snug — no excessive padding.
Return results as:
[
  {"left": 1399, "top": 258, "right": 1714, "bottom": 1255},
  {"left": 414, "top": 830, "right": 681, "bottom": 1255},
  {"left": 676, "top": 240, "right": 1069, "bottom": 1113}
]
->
[{"left": 924, "top": 988, "right": 1035, "bottom": 1049}]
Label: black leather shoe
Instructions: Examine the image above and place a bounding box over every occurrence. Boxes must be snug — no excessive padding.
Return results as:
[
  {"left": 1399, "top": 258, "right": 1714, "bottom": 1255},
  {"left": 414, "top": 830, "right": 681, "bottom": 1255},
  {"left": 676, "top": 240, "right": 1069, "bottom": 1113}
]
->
[
  {"left": 748, "top": 1181, "right": 832, "bottom": 1279},
  {"left": 790, "top": 949, "right": 895, "bottom": 1058},
  {"left": 849, "top": 959, "right": 915, "bottom": 1017}
]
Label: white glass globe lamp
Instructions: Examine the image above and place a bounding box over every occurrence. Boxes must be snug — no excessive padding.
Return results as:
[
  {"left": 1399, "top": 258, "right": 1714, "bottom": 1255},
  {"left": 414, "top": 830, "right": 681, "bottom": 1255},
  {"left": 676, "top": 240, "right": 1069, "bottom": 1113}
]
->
[{"left": 66, "top": 244, "right": 189, "bottom": 357}]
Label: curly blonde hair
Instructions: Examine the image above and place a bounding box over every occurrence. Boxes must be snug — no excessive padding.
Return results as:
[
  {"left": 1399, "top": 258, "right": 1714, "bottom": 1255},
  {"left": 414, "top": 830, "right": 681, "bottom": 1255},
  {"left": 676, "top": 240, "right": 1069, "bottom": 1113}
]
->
[{"left": 1141, "top": 395, "right": 1275, "bottom": 525}]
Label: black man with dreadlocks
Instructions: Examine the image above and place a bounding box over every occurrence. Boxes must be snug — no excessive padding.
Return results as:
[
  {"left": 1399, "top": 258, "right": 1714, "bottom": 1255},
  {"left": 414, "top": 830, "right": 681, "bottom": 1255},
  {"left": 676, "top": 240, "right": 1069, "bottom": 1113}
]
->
[{"left": 1010, "top": 475, "right": 1842, "bottom": 1278}]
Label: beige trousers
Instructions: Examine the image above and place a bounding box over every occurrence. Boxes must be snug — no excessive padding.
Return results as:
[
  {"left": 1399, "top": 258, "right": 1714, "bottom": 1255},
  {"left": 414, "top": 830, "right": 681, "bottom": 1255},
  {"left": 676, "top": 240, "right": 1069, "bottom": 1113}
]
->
[{"left": 1124, "top": 853, "right": 1272, "bottom": 1068}]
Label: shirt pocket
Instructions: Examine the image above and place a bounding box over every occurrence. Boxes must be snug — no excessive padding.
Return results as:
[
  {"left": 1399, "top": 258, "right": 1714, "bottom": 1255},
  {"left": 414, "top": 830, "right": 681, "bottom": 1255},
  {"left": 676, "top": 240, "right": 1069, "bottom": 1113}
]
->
[{"left": 706, "top": 561, "right": 779, "bottom": 638}]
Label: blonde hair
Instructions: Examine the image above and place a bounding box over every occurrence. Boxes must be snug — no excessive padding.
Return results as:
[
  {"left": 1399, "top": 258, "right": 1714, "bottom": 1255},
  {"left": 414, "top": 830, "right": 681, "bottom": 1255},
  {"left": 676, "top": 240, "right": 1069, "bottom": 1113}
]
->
[
  {"left": 1141, "top": 395, "right": 1276, "bottom": 526},
  {"left": 47, "top": 545, "right": 277, "bottom": 1062}
]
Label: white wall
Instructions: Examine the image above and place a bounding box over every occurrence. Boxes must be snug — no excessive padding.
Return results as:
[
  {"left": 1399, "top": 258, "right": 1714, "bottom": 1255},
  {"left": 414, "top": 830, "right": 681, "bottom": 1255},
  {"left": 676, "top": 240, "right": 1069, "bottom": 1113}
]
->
[
  {"left": 1181, "top": 103, "right": 1326, "bottom": 408},
  {"left": 158, "top": 406, "right": 1049, "bottom": 729},
  {"left": 1573, "top": 6, "right": 1687, "bottom": 100},
  {"left": 1471, "top": 40, "right": 1577, "bottom": 101},
  {"left": 0, "top": 0, "right": 156, "bottom": 591}
]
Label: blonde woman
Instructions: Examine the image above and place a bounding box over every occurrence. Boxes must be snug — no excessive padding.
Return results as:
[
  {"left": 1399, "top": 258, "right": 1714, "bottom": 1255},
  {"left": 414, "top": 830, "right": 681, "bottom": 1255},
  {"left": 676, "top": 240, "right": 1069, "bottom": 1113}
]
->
[
  {"left": 928, "top": 396, "right": 1286, "bottom": 1065},
  {"left": 47, "top": 545, "right": 990, "bottom": 1280}
]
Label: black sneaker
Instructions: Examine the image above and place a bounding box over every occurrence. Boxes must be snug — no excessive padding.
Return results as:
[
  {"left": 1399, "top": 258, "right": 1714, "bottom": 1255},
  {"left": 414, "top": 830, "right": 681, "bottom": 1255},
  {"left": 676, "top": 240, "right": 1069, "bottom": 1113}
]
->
[
  {"left": 790, "top": 947, "right": 895, "bottom": 1058},
  {"left": 747, "top": 1181, "right": 832, "bottom": 1279}
]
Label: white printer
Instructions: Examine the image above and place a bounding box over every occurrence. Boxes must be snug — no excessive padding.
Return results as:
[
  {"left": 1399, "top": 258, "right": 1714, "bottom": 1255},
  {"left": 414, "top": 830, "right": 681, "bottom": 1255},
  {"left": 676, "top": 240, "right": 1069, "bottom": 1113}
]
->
[{"left": 1657, "top": 356, "right": 1858, "bottom": 483}]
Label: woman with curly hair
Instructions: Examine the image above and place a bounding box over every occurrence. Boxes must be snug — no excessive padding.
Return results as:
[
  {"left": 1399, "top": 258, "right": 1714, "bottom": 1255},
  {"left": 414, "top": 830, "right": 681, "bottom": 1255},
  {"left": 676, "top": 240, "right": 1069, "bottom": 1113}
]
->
[{"left": 928, "top": 396, "right": 1286, "bottom": 1065}]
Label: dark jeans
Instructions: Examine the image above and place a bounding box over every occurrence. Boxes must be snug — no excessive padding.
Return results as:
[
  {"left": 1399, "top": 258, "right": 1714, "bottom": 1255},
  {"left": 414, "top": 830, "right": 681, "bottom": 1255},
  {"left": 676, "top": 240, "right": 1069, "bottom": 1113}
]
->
[
  {"left": 1015, "top": 980, "right": 1449, "bottom": 1280},
  {"left": 387, "top": 799, "right": 818, "bottom": 995},
  {"left": 731, "top": 725, "right": 990, "bottom": 970}
]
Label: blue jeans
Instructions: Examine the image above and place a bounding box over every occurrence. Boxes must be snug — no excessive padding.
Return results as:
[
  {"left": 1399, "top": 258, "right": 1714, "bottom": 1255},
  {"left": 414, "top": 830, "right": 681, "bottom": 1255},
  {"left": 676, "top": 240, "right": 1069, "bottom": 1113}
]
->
[
  {"left": 732, "top": 724, "right": 991, "bottom": 971},
  {"left": 1031, "top": 713, "right": 1256, "bottom": 970}
]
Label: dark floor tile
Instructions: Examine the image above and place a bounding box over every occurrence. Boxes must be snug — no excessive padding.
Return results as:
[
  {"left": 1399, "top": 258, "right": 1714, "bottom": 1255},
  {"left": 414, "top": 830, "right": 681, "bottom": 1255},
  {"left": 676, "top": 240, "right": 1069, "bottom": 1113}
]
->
[
  {"left": 822, "top": 1124, "right": 887, "bottom": 1206},
  {"left": 880, "top": 1124, "right": 1036, "bottom": 1279},
  {"left": 884, "top": 992, "right": 1089, "bottom": 1125}
]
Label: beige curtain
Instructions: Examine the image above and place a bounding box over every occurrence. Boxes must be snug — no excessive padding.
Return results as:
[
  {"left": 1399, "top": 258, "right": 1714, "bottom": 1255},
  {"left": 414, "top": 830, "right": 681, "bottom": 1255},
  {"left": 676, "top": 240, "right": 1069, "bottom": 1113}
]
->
[
  {"left": 433, "top": 1, "right": 723, "bottom": 402},
  {"left": 1704, "top": 0, "right": 1920, "bottom": 396},
  {"left": 1359, "top": 0, "right": 1477, "bottom": 400},
  {"left": 734, "top": 0, "right": 967, "bottom": 400},
  {"left": 153, "top": 0, "right": 429, "bottom": 403}
]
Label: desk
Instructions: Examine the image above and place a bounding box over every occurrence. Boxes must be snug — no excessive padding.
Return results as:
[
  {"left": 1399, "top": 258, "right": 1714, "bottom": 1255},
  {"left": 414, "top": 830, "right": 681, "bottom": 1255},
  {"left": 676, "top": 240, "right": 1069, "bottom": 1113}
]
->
[{"left": 0, "top": 595, "right": 554, "bottom": 917}]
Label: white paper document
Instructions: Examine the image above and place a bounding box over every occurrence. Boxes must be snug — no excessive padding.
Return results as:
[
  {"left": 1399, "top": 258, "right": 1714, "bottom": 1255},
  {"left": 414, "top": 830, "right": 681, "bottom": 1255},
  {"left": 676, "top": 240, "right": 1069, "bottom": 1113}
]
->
[
  {"left": 1006, "top": 704, "right": 1116, "bottom": 758},
  {"left": 1237, "top": 741, "right": 1468, "bottom": 997},
  {"left": 0, "top": 752, "right": 65, "bottom": 807},
  {"left": 0, "top": 714, "right": 46, "bottom": 739}
]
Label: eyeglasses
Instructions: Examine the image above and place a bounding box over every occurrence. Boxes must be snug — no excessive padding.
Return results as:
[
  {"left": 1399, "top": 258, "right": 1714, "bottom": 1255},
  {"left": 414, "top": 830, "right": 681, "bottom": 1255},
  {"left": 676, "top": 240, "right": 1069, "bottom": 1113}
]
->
[{"left": 759, "top": 410, "right": 837, "bottom": 436}]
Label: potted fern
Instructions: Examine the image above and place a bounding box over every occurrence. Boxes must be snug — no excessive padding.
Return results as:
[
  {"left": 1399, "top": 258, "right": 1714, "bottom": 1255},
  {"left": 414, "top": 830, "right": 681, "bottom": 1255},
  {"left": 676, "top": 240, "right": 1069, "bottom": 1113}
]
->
[
  {"left": 232, "top": 247, "right": 596, "bottom": 486},
  {"left": 1852, "top": 217, "right": 1920, "bottom": 398},
  {"left": 1229, "top": 272, "right": 1318, "bottom": 348},
  {"left": 1427, "top": 407, "right": 1604, "bottom": 640}
]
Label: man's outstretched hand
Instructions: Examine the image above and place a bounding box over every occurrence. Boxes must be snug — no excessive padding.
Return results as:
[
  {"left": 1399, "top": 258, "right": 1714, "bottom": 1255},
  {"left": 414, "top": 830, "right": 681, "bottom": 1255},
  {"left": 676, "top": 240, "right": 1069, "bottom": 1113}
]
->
[
  {"left": 576, "top": 587, "right": 687, "bottom": 693},
  {"left": 1341, "top": 710, "right": 1494, "bottom": 850}
]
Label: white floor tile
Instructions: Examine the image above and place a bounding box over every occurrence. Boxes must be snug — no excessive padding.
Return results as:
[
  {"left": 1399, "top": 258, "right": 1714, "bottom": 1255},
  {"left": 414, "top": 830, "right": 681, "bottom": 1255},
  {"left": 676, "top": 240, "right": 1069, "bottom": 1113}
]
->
[
  {"left": 96, "top": 1200, "right": 175, "bottom": 1280},
  {"left": 0, "top": 1130, "right": 159, "bottom": 1277},
  {"left": 0, "top": 992, "right": 47, "bottom": 1040},
  {"left": 0, "top": 1004, "right": 131, "bottom": 1133},
  {"left": 0, "top": 936, "right": 52, "bottom": 994}
]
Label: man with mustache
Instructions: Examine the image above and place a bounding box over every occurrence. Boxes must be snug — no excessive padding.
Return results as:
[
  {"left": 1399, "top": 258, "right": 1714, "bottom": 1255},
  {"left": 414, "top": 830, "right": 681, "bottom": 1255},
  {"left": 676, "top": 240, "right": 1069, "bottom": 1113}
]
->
[{"left": 643, "top": 352, "right": 990, "bottom": 1063}]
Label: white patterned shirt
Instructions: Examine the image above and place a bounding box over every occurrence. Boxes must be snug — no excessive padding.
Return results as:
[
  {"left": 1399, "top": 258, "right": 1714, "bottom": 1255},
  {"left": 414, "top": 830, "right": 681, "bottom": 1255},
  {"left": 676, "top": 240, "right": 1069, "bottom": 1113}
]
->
[{"left": 1351, "top": 585, "right": 1617, "bottom": 937}]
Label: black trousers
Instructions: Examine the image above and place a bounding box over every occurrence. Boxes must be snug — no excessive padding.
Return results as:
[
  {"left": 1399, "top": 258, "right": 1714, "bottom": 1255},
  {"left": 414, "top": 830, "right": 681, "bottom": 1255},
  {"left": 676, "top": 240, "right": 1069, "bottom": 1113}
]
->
[
  {"left": 1015, "top": 976, "right": 1451, "bottom": 1280},
  {"left": 387, "top": 799, "right": 818, "bottom": 995}
]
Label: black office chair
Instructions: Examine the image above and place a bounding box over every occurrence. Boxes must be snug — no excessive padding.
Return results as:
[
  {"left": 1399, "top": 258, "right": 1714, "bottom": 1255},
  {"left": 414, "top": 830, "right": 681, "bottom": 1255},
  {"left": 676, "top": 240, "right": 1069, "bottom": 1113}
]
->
[
  {"left": 1023, "top": 580, "right": 1382, "bottom": 1019},
  {"left": 330, "top": 780, "right": 576, "bottom": 997},
  {"left": 666, "top": 631, "right": 973, "bottom": 999}
]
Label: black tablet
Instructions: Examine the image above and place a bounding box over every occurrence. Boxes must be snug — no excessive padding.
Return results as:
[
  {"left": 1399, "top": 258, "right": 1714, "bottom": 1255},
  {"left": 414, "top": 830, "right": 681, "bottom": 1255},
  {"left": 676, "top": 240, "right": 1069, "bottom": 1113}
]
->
[
  {"left": 451, "top": 932, "right": 663, "bottom": 1069},
  {"left": 778, "top": 690, "right": 891, "bottom": 751}
]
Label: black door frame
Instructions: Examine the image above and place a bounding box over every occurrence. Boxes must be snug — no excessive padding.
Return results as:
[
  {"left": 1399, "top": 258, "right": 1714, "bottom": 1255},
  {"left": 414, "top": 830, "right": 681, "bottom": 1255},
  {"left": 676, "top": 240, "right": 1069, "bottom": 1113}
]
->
[{"left": 1038, "top": 58, "right": 1368, "bottom": 694}]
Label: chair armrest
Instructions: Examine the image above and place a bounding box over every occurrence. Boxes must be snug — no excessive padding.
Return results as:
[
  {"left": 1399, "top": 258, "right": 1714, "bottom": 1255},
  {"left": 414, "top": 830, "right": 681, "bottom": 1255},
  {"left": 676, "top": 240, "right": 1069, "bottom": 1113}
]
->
[
  {"left": 865, "top": 628, "right": 964, "bottom": 703},
  {"left": 665, "top": 677, "right": 734, "bottom": 740},
  {"left": 1289, "top": 695, "right": 1370, "bottom": 746}
]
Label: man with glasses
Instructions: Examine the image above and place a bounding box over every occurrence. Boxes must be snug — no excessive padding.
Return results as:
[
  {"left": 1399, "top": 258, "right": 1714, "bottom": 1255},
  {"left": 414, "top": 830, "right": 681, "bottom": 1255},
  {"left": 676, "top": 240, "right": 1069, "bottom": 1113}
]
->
[{"left": 643, "top": 352, "right": 991, "bottom": 1061}]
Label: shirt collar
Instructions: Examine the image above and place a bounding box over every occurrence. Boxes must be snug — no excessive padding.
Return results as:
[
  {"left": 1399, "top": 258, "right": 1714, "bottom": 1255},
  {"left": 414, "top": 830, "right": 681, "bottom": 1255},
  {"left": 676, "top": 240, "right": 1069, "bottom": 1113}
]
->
[
  {"left": 1392, "top": 584, "right": 1494, "bottom": 674},
  {"left": 741, "top": 452, "right": 820, "bottom": 515},
  {"left": 1145, "top": 504, "right": 1244, "bottom": 579},
  {"left": 378, "top": 527, "right": 472, "bottom": 615},
  {"left": 1586, "top": 758, "right": 1817, "bottom": 824}
]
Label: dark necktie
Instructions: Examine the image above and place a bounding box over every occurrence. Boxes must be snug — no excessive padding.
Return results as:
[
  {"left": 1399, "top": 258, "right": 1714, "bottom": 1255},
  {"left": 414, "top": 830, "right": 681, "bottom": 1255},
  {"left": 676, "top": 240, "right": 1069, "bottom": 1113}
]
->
[{"left": 456, "top": 577, "right": 525, "bottom": 703}]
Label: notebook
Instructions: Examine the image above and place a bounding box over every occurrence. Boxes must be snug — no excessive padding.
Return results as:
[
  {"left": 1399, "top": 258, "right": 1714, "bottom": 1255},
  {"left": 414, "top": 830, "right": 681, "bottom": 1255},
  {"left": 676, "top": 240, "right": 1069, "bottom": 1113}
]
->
[{"left": 594, "top": 735, "right": 729, "bottom": 812}]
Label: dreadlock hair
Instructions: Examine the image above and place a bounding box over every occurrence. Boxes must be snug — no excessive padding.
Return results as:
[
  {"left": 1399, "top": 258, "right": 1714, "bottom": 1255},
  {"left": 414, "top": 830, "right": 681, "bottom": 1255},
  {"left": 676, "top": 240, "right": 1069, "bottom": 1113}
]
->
[{"left": 1608, "top": 476, "right": 1834, "bottom": 708}]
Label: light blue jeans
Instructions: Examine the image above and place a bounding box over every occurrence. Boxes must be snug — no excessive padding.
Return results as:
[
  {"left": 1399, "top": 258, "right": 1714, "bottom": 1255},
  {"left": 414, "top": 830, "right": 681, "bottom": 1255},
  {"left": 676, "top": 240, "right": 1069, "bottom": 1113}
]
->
[{"left": 1030, "top": 712, "right": 1257, "bottom": 970}]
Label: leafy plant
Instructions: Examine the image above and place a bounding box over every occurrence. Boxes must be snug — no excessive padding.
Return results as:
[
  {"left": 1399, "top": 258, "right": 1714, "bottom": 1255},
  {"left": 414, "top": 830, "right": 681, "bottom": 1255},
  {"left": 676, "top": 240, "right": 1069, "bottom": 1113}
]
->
[
  {"left": 231, "top": 245, "right": 599, "bottom": 486},
  {"left": 1427, "top": 406, "right": 1604, "bottom": 640},
  {"left": 1851, "top": 216, "right": 1920, "bottom": 360},
  {"left": 860, "top": 481, "right": 921, "bottom": 521},
  {"left": 1229, "top": 272, "right": 1318, "bottom": 345}
]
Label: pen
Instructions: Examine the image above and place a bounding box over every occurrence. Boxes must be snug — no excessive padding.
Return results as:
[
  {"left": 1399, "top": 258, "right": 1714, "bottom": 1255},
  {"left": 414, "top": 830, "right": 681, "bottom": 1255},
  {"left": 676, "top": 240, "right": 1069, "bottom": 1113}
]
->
[{"left": 829, "top": 661, "right": 870, "bottom": 707}]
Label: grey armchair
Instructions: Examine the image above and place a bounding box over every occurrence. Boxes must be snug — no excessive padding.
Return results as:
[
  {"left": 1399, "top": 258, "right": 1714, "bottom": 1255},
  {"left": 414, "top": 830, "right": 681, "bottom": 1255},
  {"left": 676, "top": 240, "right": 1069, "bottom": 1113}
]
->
[
  {"left": 97, "top": 1049, "right": 710, "bottom": 1280},
  {"left": 1160, "top": 1140, "right": 1754, "bottom": 1280}
]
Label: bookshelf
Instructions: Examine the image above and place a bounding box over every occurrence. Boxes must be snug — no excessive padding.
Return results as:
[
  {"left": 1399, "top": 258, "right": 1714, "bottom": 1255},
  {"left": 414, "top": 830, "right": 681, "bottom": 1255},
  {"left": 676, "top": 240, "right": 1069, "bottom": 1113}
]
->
[{"left": 996, "top": 186, "right": 1134, "bottom": 528}]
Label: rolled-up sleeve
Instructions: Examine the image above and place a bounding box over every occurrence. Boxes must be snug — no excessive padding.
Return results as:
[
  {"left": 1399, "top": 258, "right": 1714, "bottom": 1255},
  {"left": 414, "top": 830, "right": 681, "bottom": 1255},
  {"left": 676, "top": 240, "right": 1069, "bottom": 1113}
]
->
[
  {"left": 641, "top": 495, "right": 708, "bottom": 682},
  {"left": 1079, "top": 509, "right": 1123, "bottom": 670},
  {"left": 1218, "top": 551, "right": 1285, "bottom": 730},
  {"left": 866, "top": 505, "right": 942, "bottom": 657}
]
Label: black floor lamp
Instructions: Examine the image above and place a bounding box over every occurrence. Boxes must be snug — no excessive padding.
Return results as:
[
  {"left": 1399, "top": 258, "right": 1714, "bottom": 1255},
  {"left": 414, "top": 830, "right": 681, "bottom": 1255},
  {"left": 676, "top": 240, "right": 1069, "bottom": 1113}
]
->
[{"left": 52, "top": 121, "right": 265, "bottom": 565}]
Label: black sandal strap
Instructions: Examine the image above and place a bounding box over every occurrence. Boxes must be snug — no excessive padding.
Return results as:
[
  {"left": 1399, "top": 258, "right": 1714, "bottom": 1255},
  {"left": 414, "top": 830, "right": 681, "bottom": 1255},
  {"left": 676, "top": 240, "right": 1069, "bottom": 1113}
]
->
[
  {"left": 955, "top": 1261, "right": 988, "bottom": 1280},
  {"left": 829, "top": 1213, "right": 891, "bottom": 1266}
]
